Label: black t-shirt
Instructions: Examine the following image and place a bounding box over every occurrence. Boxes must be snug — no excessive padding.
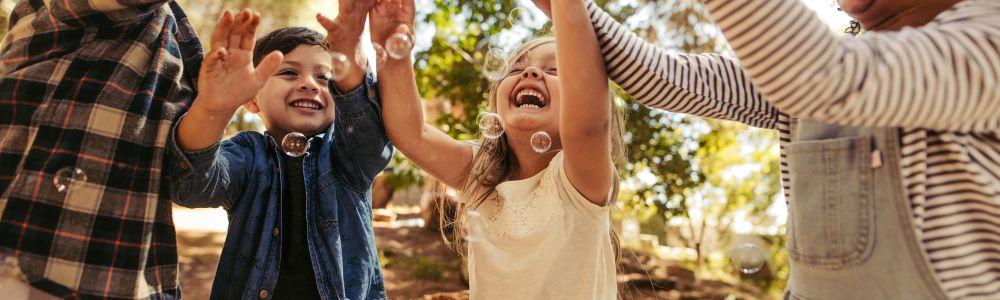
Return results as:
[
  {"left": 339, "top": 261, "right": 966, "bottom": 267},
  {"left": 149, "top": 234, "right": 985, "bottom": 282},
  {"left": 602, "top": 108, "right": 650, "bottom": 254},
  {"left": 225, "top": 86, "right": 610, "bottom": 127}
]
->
[{"left": 273, "top": 154, "right": 321, "bottom": 299}]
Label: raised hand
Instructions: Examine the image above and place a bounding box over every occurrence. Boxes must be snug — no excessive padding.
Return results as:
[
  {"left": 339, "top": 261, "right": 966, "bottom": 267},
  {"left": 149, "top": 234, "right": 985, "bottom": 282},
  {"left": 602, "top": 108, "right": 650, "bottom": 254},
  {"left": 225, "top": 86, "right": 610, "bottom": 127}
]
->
[
  {"left": 369, "top": 0, "right": 415, "bottom": 47},
  {"left": 196, "top": 9, "right": 283, "bottom": 115},
  {"left": 316, "top": 0, "right": 375, "bottom": 91}
]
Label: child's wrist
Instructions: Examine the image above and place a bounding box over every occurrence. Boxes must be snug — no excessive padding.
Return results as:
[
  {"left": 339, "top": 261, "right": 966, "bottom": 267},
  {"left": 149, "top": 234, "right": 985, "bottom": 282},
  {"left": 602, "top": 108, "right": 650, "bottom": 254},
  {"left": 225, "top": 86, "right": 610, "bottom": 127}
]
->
[{"left": 189, "top": 100, "right": 239, "bottom": 121}]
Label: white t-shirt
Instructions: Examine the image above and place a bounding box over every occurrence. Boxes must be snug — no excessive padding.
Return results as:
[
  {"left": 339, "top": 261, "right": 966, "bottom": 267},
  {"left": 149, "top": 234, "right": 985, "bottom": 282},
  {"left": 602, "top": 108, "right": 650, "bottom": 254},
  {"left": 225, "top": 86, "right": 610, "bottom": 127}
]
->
[{"left": 467, "top": 152, "right": 617, "bottom": 300}]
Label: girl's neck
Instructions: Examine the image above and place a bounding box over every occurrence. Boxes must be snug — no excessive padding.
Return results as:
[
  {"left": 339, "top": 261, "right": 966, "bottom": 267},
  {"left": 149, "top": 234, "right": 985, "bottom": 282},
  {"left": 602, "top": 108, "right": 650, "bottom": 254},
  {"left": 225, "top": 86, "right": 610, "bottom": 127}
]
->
[{"left": 507, "top": 134, "right": 559, "bottom": 181}]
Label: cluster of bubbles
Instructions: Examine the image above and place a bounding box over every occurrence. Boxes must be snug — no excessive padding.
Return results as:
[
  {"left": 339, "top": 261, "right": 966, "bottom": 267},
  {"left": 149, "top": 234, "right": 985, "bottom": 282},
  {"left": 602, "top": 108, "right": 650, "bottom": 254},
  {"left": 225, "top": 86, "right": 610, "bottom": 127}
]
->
[
  {"left": 281, "top": 132, "right": 311, "bottom": 157},
  {"left": 476, "top": 113, "right": 552, "bottom": 154},
  {"left": 330, "top": 26, "right": 415, "bottom": 79},
  {"left": 730, "top": 243, "right": 767, "bottom": 275},
  {"left": 53, "top": 167, "right": 88, "bottom": 193}
]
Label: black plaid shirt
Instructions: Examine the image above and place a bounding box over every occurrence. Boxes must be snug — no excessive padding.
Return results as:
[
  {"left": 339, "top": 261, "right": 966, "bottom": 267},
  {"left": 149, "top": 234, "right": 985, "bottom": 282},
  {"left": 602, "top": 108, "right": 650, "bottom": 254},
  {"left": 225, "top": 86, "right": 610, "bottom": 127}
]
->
[{"left": 0, "top": 0, "right": 202, "bottom": 298}]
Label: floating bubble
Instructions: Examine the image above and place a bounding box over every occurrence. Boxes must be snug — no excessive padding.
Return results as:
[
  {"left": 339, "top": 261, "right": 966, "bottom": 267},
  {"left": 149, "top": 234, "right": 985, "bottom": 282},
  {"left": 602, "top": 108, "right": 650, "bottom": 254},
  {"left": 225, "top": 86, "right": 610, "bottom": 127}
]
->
[
  {"left": 530, "top": 131, "right": 552, "bottom": 153},
  {"left": 731, "top": 243, "right": 767, "bottom": 274},
  {"left": 281, "top": 132, "right": 311, "bottom": 157},
  {"left": 464, "top": 210, "right": 485, "bottom": 243},
  {"left": 507, "top": 7, "right": 539, "bottom": 27},
  {"left": 354, "top": 46, "right": 367, "bottom": 69},
  {"left": 330, "top": 52, "right": 351, "bottom": 81},
  {"left": 372, "top": 43, "right": 388, "bottom": 67},
  {"left": 476, "top": 112, "right": 504, "bottom": 139},
  {"left": 481, "top": 47, "right": 507, "bottom": 81},
  {"left": 386, "top": 31, "right": 414, "bottom": 60},
  {"left": 53, "top": 167, "right": 87, "bottom": 192}
]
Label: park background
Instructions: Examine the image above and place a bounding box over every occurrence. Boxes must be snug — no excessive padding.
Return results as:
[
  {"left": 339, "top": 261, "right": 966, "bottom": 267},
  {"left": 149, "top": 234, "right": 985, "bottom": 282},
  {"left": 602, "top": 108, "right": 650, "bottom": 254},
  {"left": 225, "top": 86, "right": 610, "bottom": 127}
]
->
[{"left": 0, "top": 1, "right": 851, "bottom": 298}]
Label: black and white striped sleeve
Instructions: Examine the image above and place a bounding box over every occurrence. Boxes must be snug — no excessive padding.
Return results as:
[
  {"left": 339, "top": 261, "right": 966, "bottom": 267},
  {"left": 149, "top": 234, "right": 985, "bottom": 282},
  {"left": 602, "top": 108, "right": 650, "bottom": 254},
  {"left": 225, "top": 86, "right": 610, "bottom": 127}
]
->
[
  {"left": 703, "top": 0, "right": 1000, "bottom": 133},
  {"left": 585, "top": 1, "right": 780, "bottom": 130}
]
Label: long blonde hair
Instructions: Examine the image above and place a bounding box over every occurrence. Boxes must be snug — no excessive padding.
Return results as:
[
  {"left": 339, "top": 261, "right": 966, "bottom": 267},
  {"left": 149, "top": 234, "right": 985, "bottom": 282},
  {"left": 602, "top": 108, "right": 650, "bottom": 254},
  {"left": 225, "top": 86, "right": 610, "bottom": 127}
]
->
[{"left": 439, "top": 36, "right": 626, "bottom": 250}]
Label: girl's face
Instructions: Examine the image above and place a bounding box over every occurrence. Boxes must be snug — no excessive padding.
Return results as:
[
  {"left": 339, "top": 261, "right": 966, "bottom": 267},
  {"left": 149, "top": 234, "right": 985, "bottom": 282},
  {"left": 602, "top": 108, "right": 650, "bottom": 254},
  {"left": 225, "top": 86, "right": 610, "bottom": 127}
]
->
[
  {"left": 246, "top": 45, "right": 335, "bottom": 139},
  {"left": 495, "top": 43, "right": 561, "bottom": 138}
]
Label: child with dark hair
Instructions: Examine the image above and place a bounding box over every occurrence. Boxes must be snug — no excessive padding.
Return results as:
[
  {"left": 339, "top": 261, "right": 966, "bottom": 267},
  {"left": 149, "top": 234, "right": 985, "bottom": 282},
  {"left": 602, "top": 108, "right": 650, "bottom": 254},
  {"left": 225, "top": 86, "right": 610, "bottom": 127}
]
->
[{"left": 167, "top": 2, "right": 391, "bottom": 299}]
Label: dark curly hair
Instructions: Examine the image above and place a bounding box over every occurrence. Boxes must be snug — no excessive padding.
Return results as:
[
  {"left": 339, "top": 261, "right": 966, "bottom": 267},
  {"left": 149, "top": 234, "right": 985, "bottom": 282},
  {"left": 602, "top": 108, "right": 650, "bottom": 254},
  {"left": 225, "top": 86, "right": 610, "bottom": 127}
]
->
[{"left": 252, "top": 27, "right": 328, "bottom": 66}]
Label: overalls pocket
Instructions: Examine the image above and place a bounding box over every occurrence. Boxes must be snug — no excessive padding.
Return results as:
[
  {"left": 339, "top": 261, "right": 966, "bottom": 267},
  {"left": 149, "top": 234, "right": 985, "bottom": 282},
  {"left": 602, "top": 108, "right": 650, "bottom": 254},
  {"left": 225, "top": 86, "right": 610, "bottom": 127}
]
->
[{"left": 785, "top": 136, "right": 876, "bottom": 269}]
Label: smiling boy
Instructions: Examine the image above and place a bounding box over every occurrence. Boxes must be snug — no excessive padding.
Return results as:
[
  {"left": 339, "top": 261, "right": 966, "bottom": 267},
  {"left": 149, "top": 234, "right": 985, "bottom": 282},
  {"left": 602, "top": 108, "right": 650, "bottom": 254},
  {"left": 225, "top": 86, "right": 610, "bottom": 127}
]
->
[{"left": 167, "top": 2, "right": 392, "bottom": 299}]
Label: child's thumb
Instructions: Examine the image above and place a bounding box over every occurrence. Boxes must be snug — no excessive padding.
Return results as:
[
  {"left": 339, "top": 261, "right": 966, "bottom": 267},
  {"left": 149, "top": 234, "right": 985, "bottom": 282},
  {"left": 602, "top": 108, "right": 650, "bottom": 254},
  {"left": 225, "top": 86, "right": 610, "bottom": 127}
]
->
[{"left": 255, "top": 51, "right": 284, "bottom": 81}]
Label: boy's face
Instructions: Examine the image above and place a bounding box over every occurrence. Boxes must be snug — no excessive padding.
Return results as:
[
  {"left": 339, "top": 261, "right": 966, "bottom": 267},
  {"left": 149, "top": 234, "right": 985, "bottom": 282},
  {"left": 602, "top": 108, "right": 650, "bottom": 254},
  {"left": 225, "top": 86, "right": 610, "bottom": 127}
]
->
[{"left": 245, "top": 45, "right": 335, "bottom": 139}]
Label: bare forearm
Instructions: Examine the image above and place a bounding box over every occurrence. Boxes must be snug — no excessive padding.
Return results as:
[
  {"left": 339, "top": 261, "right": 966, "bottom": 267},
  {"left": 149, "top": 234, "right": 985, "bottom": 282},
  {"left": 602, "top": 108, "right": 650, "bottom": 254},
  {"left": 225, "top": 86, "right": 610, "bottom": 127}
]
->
[
  {"left": 553, "top": 0, "right": 610, "bottom": 136},
  {"left": 377, "top": 59, "right": 472, "bottom": 188},
  {"left": 177, "top": 101, "right": 235, "bottom": 151},
  {"left": 378, "top": 58, "right": 426, "bottom": 149}
]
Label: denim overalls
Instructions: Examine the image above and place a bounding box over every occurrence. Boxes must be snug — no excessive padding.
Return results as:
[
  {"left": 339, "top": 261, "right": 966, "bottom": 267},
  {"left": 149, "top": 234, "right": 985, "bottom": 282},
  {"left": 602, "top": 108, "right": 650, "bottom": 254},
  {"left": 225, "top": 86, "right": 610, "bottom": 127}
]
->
[{"left": 784, "top": 120, "right": 948, "bottom": 299}]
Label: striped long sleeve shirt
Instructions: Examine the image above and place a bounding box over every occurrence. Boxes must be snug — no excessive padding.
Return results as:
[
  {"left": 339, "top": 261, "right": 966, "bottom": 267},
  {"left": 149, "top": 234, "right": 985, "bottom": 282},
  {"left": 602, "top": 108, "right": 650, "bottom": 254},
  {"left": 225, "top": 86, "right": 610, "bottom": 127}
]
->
[{"left": 585, "top": 0, "right": 1000, "bottom": 298}]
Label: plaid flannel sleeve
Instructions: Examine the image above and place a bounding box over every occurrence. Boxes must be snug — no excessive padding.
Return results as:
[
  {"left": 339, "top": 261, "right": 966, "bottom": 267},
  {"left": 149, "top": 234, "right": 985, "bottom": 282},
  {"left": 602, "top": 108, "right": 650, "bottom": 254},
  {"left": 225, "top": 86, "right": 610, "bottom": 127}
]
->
[{"left": 48, "top": 0, "right": 174, "bottom": 28}]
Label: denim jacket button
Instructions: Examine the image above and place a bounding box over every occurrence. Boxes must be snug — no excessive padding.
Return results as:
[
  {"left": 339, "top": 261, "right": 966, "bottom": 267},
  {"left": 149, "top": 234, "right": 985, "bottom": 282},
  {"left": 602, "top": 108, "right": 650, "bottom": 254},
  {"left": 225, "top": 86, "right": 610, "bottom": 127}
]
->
[
  {"left": 272, "top": 228, "right": 279, "bottom": 236},
  {"left": 259, "top": 289, "right": 268, "bottom": 298}
]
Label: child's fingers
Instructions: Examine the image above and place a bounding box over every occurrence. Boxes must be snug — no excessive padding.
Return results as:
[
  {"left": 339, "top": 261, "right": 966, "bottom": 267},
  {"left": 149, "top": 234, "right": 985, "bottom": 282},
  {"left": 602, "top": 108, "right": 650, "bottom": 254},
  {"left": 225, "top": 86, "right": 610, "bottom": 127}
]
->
[
  {"left": 241, "top": 13, "right": 260, "bottom": 50},
  {"left": 228, "top": 10, "right": 251, "bottom": 51},
  {"left": 204, "top": 47, "right": 229, "bottom": 72},
  {"left": 316, "top": 13, "right": 335, "bottom": 31},
  {"left": 210, "top": 11, "right": 233, "bottom": 50},
  {"left": 254, "top": 51, "right": 285, "bottom": 83}
]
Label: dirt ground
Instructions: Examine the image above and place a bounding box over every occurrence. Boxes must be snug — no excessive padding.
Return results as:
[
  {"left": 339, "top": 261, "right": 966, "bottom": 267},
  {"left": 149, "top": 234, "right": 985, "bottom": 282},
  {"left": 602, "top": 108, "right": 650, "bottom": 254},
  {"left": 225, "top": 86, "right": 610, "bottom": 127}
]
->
[{"left": 175, "top": 211, "right": 468, "bottom": 300}]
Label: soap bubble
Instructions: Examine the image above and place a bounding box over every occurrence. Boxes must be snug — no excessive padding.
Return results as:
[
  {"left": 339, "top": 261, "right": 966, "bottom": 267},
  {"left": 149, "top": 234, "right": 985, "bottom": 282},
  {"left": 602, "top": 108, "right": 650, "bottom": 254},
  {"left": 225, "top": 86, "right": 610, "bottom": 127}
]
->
[
  {"left": 476, "top": 112, "right": 504, "bottom": 139},
  {"left": 53, "top": 167, "right": 88, "bottom": 192},
  {"left": 508, "top": 7, "right": 540, "bottom": 27},
  {"left": 530, "top": 131, "right": 552, "bottom": 153},
  {"left": 386, "top": 31, "right": 414, "bottom": 60},
  {"left": 330, "top": 51, "right": 351, "bottom": 81},
  {"left": 731, "top": 243, "right": 767, "bottom": 274},
  {"left": 281, "top": 132, "right": 310, "bottom": 157},
  {"left": 481, "top": 47, "right": 507, "bottom": 81}
]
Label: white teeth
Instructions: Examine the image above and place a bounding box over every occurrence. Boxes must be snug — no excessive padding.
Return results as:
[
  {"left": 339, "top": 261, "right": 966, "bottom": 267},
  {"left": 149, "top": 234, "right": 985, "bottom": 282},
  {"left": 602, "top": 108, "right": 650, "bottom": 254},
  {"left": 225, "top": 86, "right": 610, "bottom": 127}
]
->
[
  {"left": 515, "top": 88, "right": 546, "bottom": 108},
  {"left": 291, "top": 101, "right": 321, "bottom": 109}
]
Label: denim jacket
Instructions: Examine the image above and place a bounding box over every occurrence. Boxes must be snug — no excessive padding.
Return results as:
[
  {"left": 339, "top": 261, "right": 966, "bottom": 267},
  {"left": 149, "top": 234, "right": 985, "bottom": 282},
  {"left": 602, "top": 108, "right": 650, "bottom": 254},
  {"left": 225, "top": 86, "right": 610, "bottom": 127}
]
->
[{"left": 166, "top": 73, "right": 392, "bottom": 300}]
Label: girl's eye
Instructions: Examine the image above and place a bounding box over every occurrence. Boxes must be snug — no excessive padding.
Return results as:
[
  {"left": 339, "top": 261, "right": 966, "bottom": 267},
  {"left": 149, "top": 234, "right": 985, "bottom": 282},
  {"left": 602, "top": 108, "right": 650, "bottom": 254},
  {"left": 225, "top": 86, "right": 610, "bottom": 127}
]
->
[
  {"left": 545, "top": 68, "right": 558, "bottom": 75},
  {"left": 507, "top": 69, "right": 524, "bottom": 76},
  {"left": 317, "top": 73, "right": 332, "bottom": 81},
  {"left": 277, "top": 70, "right": 298, "bottom": 77}
]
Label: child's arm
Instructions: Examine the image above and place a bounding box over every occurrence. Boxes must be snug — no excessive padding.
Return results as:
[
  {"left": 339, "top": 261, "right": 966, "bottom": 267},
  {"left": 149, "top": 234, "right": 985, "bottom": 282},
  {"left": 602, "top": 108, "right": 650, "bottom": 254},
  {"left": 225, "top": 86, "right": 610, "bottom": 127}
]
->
[
  {"left": 370, "top": 0, "right": 474, "bottom": 189},
  {"left": 169, "top": 10, "right": 282, "bottom": 208},
  {"left": 316, "top": 0, "right": 375, "bottom": 93},
  {"left": 702, "top": 0, "right": 1000, "bottom": 132},
  {"left": 529, "top": 0, "right": 780, "bottom": 130},
  {"left": 177, "top": 10, "right": 282, "bottom": 152},
  {"left": 552, "top": 0, "right": 615, "bottom": 206}
]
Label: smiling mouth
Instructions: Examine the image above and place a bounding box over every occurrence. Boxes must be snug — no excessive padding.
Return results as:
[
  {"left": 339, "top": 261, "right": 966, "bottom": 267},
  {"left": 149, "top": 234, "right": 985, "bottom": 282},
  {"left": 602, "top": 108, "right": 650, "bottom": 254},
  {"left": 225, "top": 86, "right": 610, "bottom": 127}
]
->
[
  {"left": 512, "top": 88, "right": 548, "bottom": 109},
  {"left": 289, "top": 99, "right": 324, "bottom": 110}
]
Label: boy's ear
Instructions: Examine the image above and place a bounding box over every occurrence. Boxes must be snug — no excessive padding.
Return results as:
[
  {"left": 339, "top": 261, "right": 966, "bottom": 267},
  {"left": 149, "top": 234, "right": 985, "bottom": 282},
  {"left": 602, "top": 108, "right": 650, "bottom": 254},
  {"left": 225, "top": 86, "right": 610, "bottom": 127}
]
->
[{"left": 243, "top": 98, "right": 261, "bottom": 114}]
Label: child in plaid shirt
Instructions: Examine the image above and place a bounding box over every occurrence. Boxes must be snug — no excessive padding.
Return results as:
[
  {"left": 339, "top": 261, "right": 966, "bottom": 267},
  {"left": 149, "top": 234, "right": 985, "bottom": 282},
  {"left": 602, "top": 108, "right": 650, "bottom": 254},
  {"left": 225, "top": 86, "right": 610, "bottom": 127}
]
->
[{"left": 0, "top": 0, "right": 201, "bottom": 298}]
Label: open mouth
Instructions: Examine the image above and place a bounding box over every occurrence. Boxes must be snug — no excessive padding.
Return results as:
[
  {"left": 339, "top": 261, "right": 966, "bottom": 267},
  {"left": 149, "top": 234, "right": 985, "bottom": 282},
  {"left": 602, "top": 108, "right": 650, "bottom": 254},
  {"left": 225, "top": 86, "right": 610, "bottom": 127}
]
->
[
  {"left": 512, "top": 87, "right": 548, "bottom": 110},
  {"left": 289, "top": 98, "right": 324, "bottom": 111}
]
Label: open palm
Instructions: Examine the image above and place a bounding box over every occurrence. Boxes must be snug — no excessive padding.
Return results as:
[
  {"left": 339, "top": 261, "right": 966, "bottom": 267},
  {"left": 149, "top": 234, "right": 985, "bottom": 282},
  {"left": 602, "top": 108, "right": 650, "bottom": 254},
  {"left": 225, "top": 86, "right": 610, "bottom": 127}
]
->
[{"left": 196, "top": 10, "right": 283, "bottom": 114}]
